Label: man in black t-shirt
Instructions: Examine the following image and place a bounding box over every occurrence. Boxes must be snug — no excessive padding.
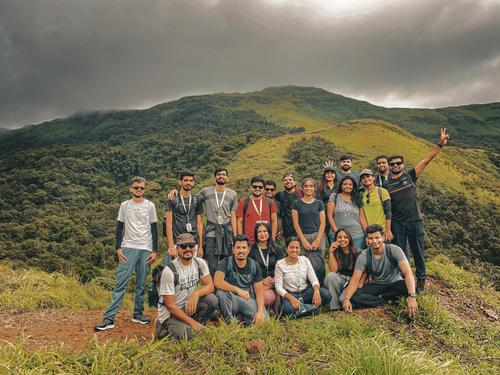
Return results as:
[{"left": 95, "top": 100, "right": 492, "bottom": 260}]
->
[
  {"left": 214, "top": 235, "right": 265, "bottom": 325},
  {"left": 385, "top": 128, "right": 449, "bottom": 293},
  {"left": 275, "top": 173, "right": 303, "bottom": 242}
]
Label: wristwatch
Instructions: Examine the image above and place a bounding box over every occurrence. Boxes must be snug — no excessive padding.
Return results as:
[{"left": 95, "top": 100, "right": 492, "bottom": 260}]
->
[{"left": 408, "top": 292, "right": 417, "bottom": 298}]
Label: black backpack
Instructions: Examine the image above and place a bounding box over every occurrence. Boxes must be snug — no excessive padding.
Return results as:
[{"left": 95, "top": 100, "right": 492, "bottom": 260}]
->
[
  {"left": 365, "top": 244, "right": 399, "bottom": 276},
  {"left": 147, "top": 258, "right": 203, "bottom": 308}
]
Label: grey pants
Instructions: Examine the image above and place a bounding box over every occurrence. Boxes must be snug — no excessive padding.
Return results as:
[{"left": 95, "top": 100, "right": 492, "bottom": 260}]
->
[
  {"left": 301, "top": 232, "right": 326, "bottom": 285},
  {"left": 324, "top": 272, "right": 350, "bottom": 310},
  {"left": 155, "top": 293, "right": 219, "bottom": 341},
  {"left": 216, "top": 290, "right": 257, "bottom": 325}
]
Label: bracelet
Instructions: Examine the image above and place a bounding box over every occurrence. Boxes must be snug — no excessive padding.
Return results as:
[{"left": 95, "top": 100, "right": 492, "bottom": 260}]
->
[{"left": 437, "top": 143, "right": 443, "bottom": 148}]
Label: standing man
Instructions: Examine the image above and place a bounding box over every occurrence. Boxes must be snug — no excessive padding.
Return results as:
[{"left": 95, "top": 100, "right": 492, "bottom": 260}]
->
[
  {"left": 166, "top": 171, "right": 203, "bottom": 260},
  {"left": 375, "top": 155, "right": 390, "bottom": 187},
  {"left": 359, "top": 169, "right": 393, "bottom": 242},
  {"left": 337, "top": 154, "right": 360, "bottom": 187},
  {"left": 95, "top": 176, "right": 158, "bottom": 331},
  {"left": 385, "top": 128, "right": 449, "bottom": 293},
  {"left": 236, "top": 176, "right": 278, "bottom": 243},
  {"left": 214, "top": 235, "right": 266, "bottom": 325},
  {"left": 275, "top": 173, "right": 303, "bottom": 242},
  {"left": 155, "top": 233, "right": 219, "bottom": 341}
]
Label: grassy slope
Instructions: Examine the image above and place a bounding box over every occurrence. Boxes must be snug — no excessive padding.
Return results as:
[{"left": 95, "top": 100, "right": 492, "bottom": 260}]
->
[{"left": 0, "top": 258, "right": 498, "bottom": 374}]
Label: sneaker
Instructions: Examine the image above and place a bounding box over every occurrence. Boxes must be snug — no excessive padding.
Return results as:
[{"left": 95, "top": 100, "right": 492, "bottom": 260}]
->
[
  {"left": 94, "top": 318, "right": 115, "bottom": 331},
  {"left": 416, "top": 279, "right": 426, "bottom": 294},
  {"left": 132, "top": 313, "right": 151, "bottom": 325}
]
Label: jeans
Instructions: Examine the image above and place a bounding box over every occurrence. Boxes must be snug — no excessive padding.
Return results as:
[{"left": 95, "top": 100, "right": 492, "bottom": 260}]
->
[
  {"left": 104, "top": 247, "right": 150, "bottom": 320},
  {"left": 280, "top": 286, "right": 331, "bottom": 316},
  {"left": 353, "top": 236, "right": 366, "bottom": 251},
  {"left": 324, "top": 272, "right": 350, "bottom": 310},
  {"left": 391, "top": 219, "right": 426, "bottom": 280},
  {"left": 216, "top": 290, "right": 258, "bottom": 325}
]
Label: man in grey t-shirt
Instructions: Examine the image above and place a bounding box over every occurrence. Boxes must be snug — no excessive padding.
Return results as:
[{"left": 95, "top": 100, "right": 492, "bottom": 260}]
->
[
  {"left": 342, "top": 224, "right": 418, "bottom": 317},
  {"left": 156, "top": 233, "right": 219, "bottom": 341}
]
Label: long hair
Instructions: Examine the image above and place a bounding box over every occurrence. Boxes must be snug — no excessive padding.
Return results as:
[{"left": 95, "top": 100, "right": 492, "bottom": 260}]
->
[
  {"left": 336, "top": 176, "right": 363, "bottom": 208},
  {"left": 318, "top": 170, "right": 337, "bottom": 197},
  {"left": 253, "top": 222, "right": 277, "bottom": 253},
  {"left": 333, "top": 228, "right": 360, "bottom": 271}
]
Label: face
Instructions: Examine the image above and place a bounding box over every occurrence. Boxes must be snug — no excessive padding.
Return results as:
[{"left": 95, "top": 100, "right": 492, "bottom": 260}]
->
[
  {"left": 215, "top": 170, "right": 228, "bottom": 185},
  {"left": 336, "top": 231, "right": 350, "bottom": 248},
  {"left": 233, "top": 240, "right": 250, "bottom": 260},
  {"left": 251, "top": 181, "right": 264, "bottom": 197},
  {"left": 256, "top": 225, "right": 269, "bottom": 243},
  {"left": 302, "top": 180, "right": 315, "bottom": 196},
  {"left": 389, "top": 158, "right": 404, "bottom": 174},
  {"left": 325, "top": 171, "right": 336, "bottom": 182},
  {"left": 283, "top": 176, "right": 296, "bottom": 190},
  {"left": 360, "top": 174, "right": 374, "bottom": 187},
  {"left": 377, "top": 158, "right": 388, "bottom": 173},
  {"left": 341, "top": 179, "right": 354, "bottom": 194},
  {"left": 177, "top": 243, "right": 196, "bottom": 260},
  {"left": 130, "top": 181, "right": 146, "bottom": 198},
  {"left": 339, "top": 159, "right": 352, "bottom": 172},
  {"left": 366, "top": 231, "right": 384, "bottom": 250},
  {"left": 287, "top": 240, "right": 301, "bottom": 259},
  {"left": 179, "top": 176, "right": 194, "bottom": 191},
  {"left": 264, "top": 184, "right": 276, "bottom": 199}
]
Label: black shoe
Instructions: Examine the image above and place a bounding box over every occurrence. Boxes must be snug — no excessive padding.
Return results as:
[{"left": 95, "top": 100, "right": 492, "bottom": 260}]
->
[
  {"left": 416, "top": 279, "right": 426, "bottom": 294},
  {"left": 132, "top": 313, "right": 151, "bottom": 325},
  {"left": 94, "top": 317, "right": 115, "bottom": 331}
]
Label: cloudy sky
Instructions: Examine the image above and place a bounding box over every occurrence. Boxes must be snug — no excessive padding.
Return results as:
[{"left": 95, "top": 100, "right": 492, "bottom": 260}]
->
[{"left": 1, "top": 0, "right": 499, "bottom": 128}]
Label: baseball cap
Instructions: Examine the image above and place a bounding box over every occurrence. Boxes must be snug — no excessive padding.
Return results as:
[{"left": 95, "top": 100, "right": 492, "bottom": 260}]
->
[
  {"left": 176, "top": 233, "right": 196, "bottom": 245},
  {"left": 359, "top": 169, "right": 374, "bottom": 177}
]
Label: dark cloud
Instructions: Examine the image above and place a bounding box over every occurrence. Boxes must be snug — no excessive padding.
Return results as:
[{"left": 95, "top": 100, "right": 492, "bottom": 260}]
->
[{"left": 1, "top": 0, "right": 499, "bottom": 128}]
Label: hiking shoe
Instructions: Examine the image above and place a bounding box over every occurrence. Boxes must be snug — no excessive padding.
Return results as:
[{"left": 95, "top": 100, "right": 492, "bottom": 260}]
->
[
  {"left": 94, "top": 318, "right": 115, "bottom": 331},
  {"left": 132, "top": 313, "right": 151, "bottom": 325},
  {"left": 416, "top": 279, "right": 426, "bottom": 294}
]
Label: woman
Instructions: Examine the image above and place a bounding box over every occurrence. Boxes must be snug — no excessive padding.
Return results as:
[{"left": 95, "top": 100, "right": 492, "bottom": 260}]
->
[
  {"left": 324, "top": 228, "right": 364, "bottom": 310},
  {"left": 275, "top": 237, "right": 331, "bottom": 317},
  {"left": 291, "top": 177, "right": 327, "bottom": 283},
  {"left": 249, "top": 222, "right": 285, "bottom": 312},
  {"left": 327, "top": 176, "right": 367, "bottom": 250},
  {"left": 317, "top": 166, "right": 338, "bottom": 245}
]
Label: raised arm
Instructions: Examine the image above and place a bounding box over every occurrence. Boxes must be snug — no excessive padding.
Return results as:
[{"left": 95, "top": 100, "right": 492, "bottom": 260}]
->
[{"left": 414, "top": 128, "right": 449, "bottom": 177}]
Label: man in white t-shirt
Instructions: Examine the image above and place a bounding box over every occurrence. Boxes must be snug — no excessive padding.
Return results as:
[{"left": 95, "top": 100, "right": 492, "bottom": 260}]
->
[
  {"left": 156, "top": 233, "right": 219, "bottom": 341},
  {"left": 95, "top": 176, "right": 158, "bottom": 331}
]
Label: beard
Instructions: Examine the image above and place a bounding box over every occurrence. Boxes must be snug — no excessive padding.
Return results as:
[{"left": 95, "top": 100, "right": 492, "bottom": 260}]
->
[{"left": 341, "top": 165, "right": 350, "bottom": 171}]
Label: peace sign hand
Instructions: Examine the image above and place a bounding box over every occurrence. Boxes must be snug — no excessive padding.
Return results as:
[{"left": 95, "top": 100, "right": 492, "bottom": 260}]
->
[{"left": 438, "top": 128, "right": 449, "bottom": 146}]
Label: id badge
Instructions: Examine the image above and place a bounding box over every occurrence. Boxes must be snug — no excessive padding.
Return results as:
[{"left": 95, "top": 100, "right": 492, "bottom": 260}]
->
[
  {"left": 186, "top": 223, "right": 192, "bottom": 232},
  {"left": 217, "top": 215, "right": 224, "bottom": 225}
]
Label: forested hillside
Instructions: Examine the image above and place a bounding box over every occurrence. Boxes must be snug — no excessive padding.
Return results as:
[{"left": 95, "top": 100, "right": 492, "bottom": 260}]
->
[{"left": 1, "top": 86, "right": 498, "bottom": 285}]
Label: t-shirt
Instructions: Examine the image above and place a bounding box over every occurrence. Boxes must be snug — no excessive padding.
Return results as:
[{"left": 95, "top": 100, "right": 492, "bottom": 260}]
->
[
  {"left": 316, "top": 186, "right": 336, "bottom": 205},
  {"left": 274, "top": 256, "right": 319, "bottom": 297},
  {"left": 385, "top": 168, "right": 421, "bottom": 222},
  {"left": 375, "top": 174, "right": 389, "bottom": 187},
  {"left": 329, "top": 194, "right": 364, "bottom": 239},
  {"left": 332, "top": 248, "right": 358, "bottom": 277},
  {"left": 363, "top": 187, "right": 391, "bottom": 228},
  {"left": 216, "top": 256, "right": 263, "bottom": 292},
  {"left": 355, "top": 245, "right": 407, "bottom": 284},
  {"left": 291, "top": 199, "right": 325, "bottom": 234},
  {"left": 337, "top": 172, "right": 360, "bottom": 188},
  {"left": 157, "top": 257, "right": 210, "bottom": 323},
  {"left": 166, "top": 194, "right": 203, "bottom": 241},
  {"left": 236, "top": 197, "right": 277, "bottom": 243},
  {"left": 197, "top": 187, "right": 238, "bottom": 237},
  {"left": 275, "top": 189, "right": 302, "bottom": 239},
  {"left": 249, "top": 243, "right": 285, "bottom": 278},
  {"left": 117, "top": 199, "right": 157, "bottom": 251}
]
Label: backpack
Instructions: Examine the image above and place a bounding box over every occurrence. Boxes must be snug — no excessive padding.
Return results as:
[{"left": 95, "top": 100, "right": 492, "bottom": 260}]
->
[
  {"left": 242, "top": 197, "right": 273, "bottom": 234},
  {"left": 365, "top": 244, "right": 399, "bottom": 276},
  {"left": 147, "top": 258, "right": 203, "bottom": 308}
]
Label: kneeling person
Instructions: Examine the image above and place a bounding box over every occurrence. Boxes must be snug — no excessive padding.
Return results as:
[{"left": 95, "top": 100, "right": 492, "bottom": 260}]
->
[
  {"left": 342, "top": 224, "right": 418, "bottom": 317},
  {"left": 156, "top": 233, "right": 218, "bottom": 341},
  {"left": 214, "top": 235, "right": 266, "bottom": 325}
]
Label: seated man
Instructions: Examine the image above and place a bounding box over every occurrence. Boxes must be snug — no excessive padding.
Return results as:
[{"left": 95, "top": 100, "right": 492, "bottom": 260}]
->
[
  {"left": 342, "top": 224, "right": 418, "bottom": 317},
  {"left": 214, "top": 235, "right": 266, "bottom": 325},
  {"left": 156, "top": 233, "right": 219, "bottom": 341}
]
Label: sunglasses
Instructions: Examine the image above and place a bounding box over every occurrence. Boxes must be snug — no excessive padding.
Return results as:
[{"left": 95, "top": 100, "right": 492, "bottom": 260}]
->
[
  {"left": 366, "top": 192, "right": 370, "bottom": 204},
  {"left": 252, "top": 185, "right": 264, "bottom": 189},
  {"left": 132, "top": 186, "right": 145, "bottom": 190},
  {"left": 179, "top": 243, "right": 196, "bottom": 250},
  {"left": 389, "top": 161, "right": 403, "bottom": 167},
  {"left": 265, "top": 188, "right": 275, "bottom": 192}
]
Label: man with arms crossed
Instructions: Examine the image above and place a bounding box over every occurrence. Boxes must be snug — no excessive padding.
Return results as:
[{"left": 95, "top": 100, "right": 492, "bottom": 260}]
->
[{"left": 342, "top": 224, "right": 418, "bottom": 317}]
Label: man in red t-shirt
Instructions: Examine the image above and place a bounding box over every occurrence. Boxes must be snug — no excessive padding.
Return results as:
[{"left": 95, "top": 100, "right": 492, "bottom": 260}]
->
[{"left": 236, "top": 176, "right": 278, "bottom": 243}]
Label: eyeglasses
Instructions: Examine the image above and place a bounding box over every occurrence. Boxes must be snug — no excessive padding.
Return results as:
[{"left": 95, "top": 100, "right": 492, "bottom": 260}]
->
[
  {"left": 132, "top": 186, "right": 145, "bottom": 190},
  {"left": 389, "top": 161, "right": 403, "bottom": 167},
  {"left": 265, "top": 188, "right": 275, "bottom": 192},
  {"left": 252, "top": 185, "right": 264, "bottom": 189},
  {"left": 366, "top": 192, "right": 370, "bottom": 204},
  {"left": 179, "top": 243, "right": 196, "bottom": 250}
]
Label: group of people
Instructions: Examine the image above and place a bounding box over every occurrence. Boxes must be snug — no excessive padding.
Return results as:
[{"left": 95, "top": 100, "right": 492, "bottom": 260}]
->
[{"left": 94, "top": 129, "right": 450, "bottom": 341}]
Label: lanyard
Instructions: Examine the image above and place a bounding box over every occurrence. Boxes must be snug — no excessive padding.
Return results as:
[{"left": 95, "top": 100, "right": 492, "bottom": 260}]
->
[
  {"left": 214, "top": 188, "right": 227, "bottom": 213},
  {"left": 257, "top": 245, "right": 269, "bottom": 271},
  {"left": 251, "top": 198, "right": 263, "bottom": 219},
  {"left": 180, "top": 194, "right": 192, "bottom": 217}
]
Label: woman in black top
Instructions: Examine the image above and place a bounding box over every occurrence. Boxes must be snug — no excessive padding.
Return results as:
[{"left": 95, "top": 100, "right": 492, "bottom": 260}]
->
[
  {"left": 249, "top": 222, "right": 285, "bottom": 312},
  {"left": 316, "top": 165, "right": 338, "bottom": 244},
  {"left": 324, "top": 228, "right": 365, "bottom": 310}
]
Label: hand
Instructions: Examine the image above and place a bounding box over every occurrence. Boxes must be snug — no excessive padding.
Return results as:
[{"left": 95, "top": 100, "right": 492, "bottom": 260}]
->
[
  {"left": 358, "top": 282, "right": 365, "bottom": 288},
  {"left": 191, "top": 322, "right": 204, "bottom": 333},
  {"left": 312, "top": 290, "right": 322, "bottom": 307},
  {"left": 117, "top": 248, "right": 127, "bottom": 263},
  {"left": 407, "top": 296, "right": 418, "bottom": 317},
  {"left": 236, "top": 288, "right": 250, "bottom": 300},
  {"left": 185, "top": 292, "right": 199, "bottom": 316},
  {"left": 146, "top": 252, "right": 157, "bottom": 265},
  {"left": 438, "top": 128, "right": 449, "bottom": 146},
  {"left": 167, "top": 189, "right": 179, "bottom": 200},
  {"left": 302, "top": 240, "right": 312, "bottom": 251},
  {"left": 322, "top": 160, "right": 335, "bottom": 169},
  {"left": 169, "top": 246, "right": 177, "bottom": 258},
  {"left": 262, "top": 277, "right": 273, "bottom": 289},
  {"left": 343, "top": 299, "right": 352, "bottom": 313},
  {"left": 253, "top": 310, "right": 265, "bottom": 325},
  {"left": 310, "top": 239, "right": 320, "bottom": 250},
  {"left": 276, "top": 231, "right": 283, "bottom": 241},
  {"left": 329, "top": 241, "right": 340, "bottom": 252},
  {"left": 385, "top": 230, "right": 393, "bottom": 242},
  {"left": 289, "top": 295, "right": 302, "bottom": 310}
]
